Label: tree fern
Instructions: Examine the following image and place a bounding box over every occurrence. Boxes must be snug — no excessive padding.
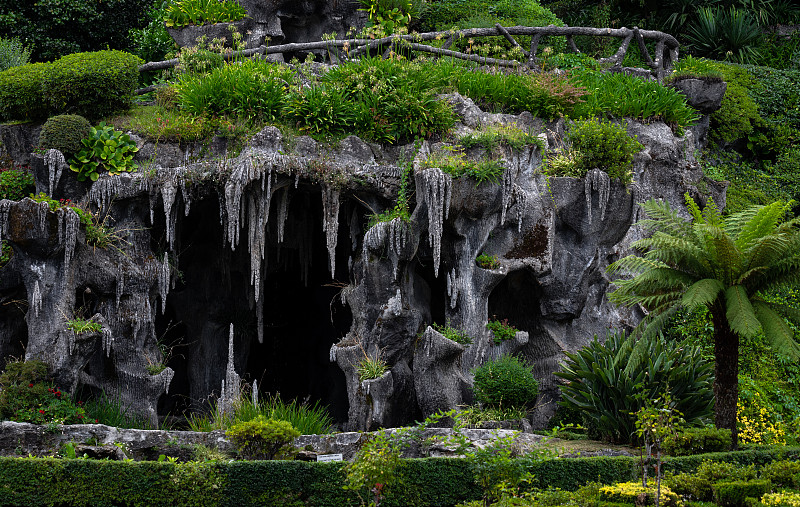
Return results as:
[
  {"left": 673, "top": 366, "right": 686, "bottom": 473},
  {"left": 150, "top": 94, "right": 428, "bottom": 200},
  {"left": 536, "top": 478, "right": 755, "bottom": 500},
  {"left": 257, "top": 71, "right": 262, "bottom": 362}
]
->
[{"left": 607, "top": 195, "right": 800, "bottom": 446}]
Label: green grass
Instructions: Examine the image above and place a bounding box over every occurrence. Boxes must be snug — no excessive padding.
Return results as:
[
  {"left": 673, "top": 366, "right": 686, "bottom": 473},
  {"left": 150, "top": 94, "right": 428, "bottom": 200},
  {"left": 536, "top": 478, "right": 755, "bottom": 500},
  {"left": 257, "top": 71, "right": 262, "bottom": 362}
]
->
[{"left": 431, "top": 323, "right": 474, "bottom": 345}]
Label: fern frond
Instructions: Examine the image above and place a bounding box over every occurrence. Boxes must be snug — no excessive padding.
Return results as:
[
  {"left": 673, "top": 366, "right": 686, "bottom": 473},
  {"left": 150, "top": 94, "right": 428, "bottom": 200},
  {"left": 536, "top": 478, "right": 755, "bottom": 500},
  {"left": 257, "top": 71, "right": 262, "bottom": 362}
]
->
[
  {"left": 752, "top": 300, "right": 800, "bottom": 360},
  {"left": 732, "top": 201, "right": 788, "bottom": 250},
  {"left": 725, "top": 285, "right": 761, "bottom": 339},
  {"left": 638, "top": 199, "right": 693, "bottom": 237},
  {"left": 685, "top": 193, "right": 703, "bottom": 223},
  {"left": 682, "top": 278, "right": 725, "bottom": 308},
  {"left": 701, "top": 195, "right": 723, "bottom": 228}
]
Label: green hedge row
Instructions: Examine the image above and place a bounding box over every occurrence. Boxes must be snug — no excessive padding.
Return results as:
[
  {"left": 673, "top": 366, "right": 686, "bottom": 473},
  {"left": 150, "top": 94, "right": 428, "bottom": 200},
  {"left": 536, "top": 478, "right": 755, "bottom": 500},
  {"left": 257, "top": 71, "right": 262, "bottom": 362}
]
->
[
  {"left": 0, "top": 50, "right": 142, "bottom": 123},
  {"left": 1, "top": 447, "right": 798, "bottom": 506}
]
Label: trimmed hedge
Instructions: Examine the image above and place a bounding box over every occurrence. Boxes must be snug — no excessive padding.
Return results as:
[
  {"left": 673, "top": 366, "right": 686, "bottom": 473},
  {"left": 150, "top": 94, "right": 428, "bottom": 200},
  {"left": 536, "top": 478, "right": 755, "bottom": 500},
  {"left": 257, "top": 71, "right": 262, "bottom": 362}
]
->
[
  {"left": 1, "top": 447, "right": 798, "bottom": 506},
  {"left": 0, "top": 62, "right": 51, "bottom": 122},
  {"left": 0, "top": 50, "right": 141, "bottom": 122}
]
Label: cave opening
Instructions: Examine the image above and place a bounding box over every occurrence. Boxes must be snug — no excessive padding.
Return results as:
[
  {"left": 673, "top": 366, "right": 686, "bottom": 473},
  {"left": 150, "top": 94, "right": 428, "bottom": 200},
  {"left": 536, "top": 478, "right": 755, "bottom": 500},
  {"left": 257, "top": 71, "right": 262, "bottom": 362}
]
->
[
  {"left": 155, "top": 183, "right": 353, "bottom": 424},
  {"left": 487, "top": 269, "right": 544, "bottom": 343},
  {"left": 414, "top": 261, "right": 447, "bottom": 328}
]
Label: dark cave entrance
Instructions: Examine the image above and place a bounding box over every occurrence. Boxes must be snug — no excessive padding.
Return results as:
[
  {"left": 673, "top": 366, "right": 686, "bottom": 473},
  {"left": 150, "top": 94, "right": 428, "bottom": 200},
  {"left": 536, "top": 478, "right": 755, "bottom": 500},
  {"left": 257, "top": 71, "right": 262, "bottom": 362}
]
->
[
  {"left": 414, "top": 261, "right": 447, "bottom": 328},
  {"left": 487, "top": 269, "right": 544, "bottom": 345},
  {"left": 155, "top": 183, "right": 353, "bottom": 424}
]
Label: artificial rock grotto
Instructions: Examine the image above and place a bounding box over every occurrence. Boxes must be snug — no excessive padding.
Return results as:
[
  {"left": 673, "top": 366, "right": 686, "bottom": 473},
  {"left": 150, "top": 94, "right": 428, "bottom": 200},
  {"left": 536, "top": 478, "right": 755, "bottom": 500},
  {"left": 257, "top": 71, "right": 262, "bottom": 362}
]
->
[{"left": 0, "top": 82, "right": 727, "bottom": 432}]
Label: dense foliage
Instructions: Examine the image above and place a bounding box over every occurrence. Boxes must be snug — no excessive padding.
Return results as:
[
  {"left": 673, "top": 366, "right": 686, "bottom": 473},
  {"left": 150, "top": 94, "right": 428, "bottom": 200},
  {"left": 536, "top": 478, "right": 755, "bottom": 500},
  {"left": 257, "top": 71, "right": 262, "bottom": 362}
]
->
[
  {"left": 557, "top": 332, "right": 714, "bottom": 443},
  {"left": 0, "top": 0, "right": 151, "bottom": 61},
  {"left": 37, "top": 115, "right": 92, "bottom": 158},
  {"left": 0, "top": 360, "right": 88, "bottom": 425}
]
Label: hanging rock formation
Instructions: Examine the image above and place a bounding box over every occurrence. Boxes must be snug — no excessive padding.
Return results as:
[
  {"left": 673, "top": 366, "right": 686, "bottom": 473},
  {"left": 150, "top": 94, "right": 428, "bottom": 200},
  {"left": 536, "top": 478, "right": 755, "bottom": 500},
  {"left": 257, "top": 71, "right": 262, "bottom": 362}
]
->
[{"left": 0, "top": 87, "right": 726, "bottom": 430}]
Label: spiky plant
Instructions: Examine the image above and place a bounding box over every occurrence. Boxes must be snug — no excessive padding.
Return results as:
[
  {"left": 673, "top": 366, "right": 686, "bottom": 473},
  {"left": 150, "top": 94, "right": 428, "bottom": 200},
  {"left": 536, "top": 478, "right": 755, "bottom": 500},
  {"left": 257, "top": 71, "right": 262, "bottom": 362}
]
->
[{"left": 608, "top": 195, "right": 800, "bottom": 447}]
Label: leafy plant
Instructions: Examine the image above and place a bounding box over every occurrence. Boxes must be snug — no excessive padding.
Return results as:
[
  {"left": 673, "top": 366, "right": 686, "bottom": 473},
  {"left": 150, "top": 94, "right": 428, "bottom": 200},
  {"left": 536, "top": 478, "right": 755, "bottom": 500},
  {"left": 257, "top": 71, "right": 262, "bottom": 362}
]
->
[
  {"left": 69, "top": 123, "right": 139, "bottom": 182},
  {"left": 0, "top": 36, "right": 31, "bottom": 72},
  {"left": 0, "top": 164, "right": 34, "bottom": 201},
  {"left": 66, "top": 317, "right": 102, "bottom": 335},
  {"left": 422, "top": 152, "right": 505, "bottom": 185},
  {"left": 343, "top": 431, "right": 402, "bottom": 507},
  {"left": 664, "top": 460, "right": 756, "bottom": 502},
  {"left": 472, "top": 354, "right": 538, "bottom": 409},
  {"left": 0, "top": 359, "right": 89, "bottom": 425},
  {"left": 486, "top": 318, "right": 518, "bottom": 345},
  {"left": 37, "top": 115, "right": 92, "bottom": 159},
  {"left": 164, "top": 0, "right": 247, "bottom": 28},
  {"left": 686, "top": 6, "right": 762, "bottom": 64},
  {"left": 0, "top": 241, "right": 11, "bottom": 267},
  {"left": 476, "top": 253, "right": 501, "bottom": 270},
  {"left": 556, "top": 332, "right": 714, "bottom": 444},
  {"left": 226, "top": 416, "right": 300, "bottom": 460},
  {"left": 128, "top": 0, "right": 176, "bottom": 63},
  {"left": 431, "top": 322, "right": 473, "bottom": 345},
  {"left": 29, "top": 193, "right": 121, "bottom": 249}
]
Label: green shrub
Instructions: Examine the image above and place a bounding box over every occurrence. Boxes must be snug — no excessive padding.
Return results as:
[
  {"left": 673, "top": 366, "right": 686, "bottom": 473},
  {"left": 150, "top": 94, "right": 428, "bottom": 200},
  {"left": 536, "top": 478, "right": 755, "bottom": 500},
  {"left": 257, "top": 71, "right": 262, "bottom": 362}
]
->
[
  {"left": 431, "top": 323, "right": 473, "bottom": 345},
  {"left": 460, "top": 123, "right": 543, "bottom": 152},
  {"left": 759, "top": 459, "right": 800, "bottom": 489},
  {"left": 283, "top": 86, "right": 358, "bottom": 138},
  {"left": 357, "top": 355, "right": 389, "bottom": 381},
  {"left": 557, "top": 332, "right": 714, "bottom": 444},
  {"left": 486, "top": 318, "right": 519, "bottom": 344},
  {"left": 0, "top": 62, "right": 52, "bottom": 121},
  {"left": 421, "top": 0, "right": 563, "bottom": 32},
  {"left": 0, "top": 36, "right": 30, "bottom": 72},
  {"left": 164, "top": 0, "right": 247, "bottom": 28},
  {"left": 662, "top": 427, "right": 732, "bottom": 456},
  {"left": 226, "top": 416, "right": 300, "bottom": 460},
  {"left": 422, "top": 153, "right": 505, "bottom": 185},
  {"left": 42, "top": 50, "right": 142, "bottom": 121},
  {"left": 664, "top": 459, "right": 757, "bottom": 502},
  {"left": 572, "top": 71, "right": 699, "bottom": 130},
  {"left": 599, "top": 481, "right": 680, "bottom": 507},
  {"left": 472, "top": 354, "right": 538, "bottom": 409},
  {"left": 37, "top": 114, "right": 92, "bottom": 158},
  {"left": 177, "top": 59, "right": 290, "bottom": 120},
  {"left": 69, "top": 123, "right": 139, "bottom": 182},
  {"left": 128, "top": 1, "right": 175, "bottom": 63},
  {"left": 476, "top": 253, "right": 500, "bottom": 270},
  {"left": 714, "top": 479, "right": 772, "bottom": 507},
  {"left": 550, "top": 118, "right": 642, "bottom": 184},
  {"left": 0, "top": 165, "right": 34, "bottom": 200},
  {"left": 0, "top": 359, "right": 88, "bottom": 425}
]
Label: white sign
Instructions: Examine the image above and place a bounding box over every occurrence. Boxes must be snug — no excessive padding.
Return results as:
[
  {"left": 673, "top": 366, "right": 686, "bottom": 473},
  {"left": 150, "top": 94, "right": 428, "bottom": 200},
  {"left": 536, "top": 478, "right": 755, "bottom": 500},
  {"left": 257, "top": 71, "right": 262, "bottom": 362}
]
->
[{"left": 317, "top": 453, "right": 343, "bottom": 462}]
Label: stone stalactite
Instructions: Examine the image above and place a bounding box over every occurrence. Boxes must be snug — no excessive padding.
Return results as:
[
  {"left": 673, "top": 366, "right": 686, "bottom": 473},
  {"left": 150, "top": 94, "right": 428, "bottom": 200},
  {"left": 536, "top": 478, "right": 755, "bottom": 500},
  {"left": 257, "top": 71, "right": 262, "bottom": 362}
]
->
[
  {"left": 585, "top": 169, "right": 610, "bottom": 225},
  {"left": 322, "top": 185, "right": 340, "bottom": 278},
  {"left": 420, "top": 167, "right": 451, "bottom": 277},
  {"left": 44, "top": 149, "right": 65, "bottom": 197}
]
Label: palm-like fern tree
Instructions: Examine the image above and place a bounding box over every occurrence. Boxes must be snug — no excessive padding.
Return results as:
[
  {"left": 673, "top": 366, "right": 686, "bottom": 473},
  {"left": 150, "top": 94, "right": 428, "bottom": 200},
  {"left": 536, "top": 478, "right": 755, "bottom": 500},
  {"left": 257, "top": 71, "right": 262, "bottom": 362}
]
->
[{"left": 608, "top": 195, "right": 800, "bottom": 446}]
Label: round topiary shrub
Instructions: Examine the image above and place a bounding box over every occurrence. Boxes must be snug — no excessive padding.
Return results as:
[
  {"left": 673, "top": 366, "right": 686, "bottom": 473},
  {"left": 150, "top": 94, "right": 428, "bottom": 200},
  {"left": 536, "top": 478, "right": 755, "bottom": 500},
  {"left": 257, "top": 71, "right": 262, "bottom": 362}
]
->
[
  {"left": 472, "top": 354, "right": 538, "bottom": 409},
  {"left": 38, "top": 114, "right": 91, "bottom": 158}
]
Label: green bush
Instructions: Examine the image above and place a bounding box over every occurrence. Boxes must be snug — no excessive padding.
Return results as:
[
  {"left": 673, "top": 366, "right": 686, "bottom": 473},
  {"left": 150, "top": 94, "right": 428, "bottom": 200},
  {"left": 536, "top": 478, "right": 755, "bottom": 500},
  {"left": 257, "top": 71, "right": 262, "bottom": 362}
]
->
[
  {"left": 42, "top": 50, "right": 142, "bottom": 121},
  {"left": 0, "top": 360, "right": 88, "bottom": 425},
  {"left": 664, "top": 459, "right": 757, "bottom": 502},
  {"left": 37, "top": 114, "right": 92, "bottom": 158},
  {"left": 713, "top": 479, "right": 772, "bottom": 507},
  {"left": 556, "top": 332, "right": 714, "bottom": 444},
  {"left": 0, "top": 165, "right": 34, "bottom": 200},
  {"left": 759, "top": 459, "right": 800, "bottom": 489},
  {"left": 662, "top": 427, "right": 733, "bottom": 456},
  {"left": 550, "top": 118, "right": 642, "bottom": 184},
  {"left": 0, "top": 62, "right": 52, "bottom": 121},
  {"left": 0, "top": 36, "right": 30, "bottom": 72},
  {"left": 572, "top": 70, "right": 699, "bottom": 130},
  {"left": 472, "top": 354, "right": 538, "bottom": 409},
  {"left": 226, "top": 416, "right": 300, "bottom": 460},
  {"left": 177, "top": 58, "right": 290, "bottom": 120}
]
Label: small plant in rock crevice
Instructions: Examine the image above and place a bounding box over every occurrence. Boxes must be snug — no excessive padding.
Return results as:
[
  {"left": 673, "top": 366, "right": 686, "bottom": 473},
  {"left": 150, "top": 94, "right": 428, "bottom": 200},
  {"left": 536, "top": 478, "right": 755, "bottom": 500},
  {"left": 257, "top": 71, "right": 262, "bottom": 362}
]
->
[
  {"left": 486, "top": 317, "right": 518, "bottom": 344},
  {"left": 431, "top": 322, "right": 473, "bottom": 345},
  {"left": 459, "top": 123, "right": 544, "bottom": 153},
  {"left": 66, "top": 317, "right": 102, "bottom": 335},
  {"left": 422, "top": 151, "right": 505, "bottom": 185},
  {"left": 476, "top": 253, "right": 500, "bottom": 269},
  {"left": 357, "top": 354, "right": 389, "bottom": 381}
]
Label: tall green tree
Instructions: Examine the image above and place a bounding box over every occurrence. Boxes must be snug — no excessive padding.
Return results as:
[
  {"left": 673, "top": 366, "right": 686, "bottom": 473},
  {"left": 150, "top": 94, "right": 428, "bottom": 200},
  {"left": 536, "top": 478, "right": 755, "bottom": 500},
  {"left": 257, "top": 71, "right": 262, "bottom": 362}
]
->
[{"left": 607, "top": 195, "right": 800, "bottom": 446}]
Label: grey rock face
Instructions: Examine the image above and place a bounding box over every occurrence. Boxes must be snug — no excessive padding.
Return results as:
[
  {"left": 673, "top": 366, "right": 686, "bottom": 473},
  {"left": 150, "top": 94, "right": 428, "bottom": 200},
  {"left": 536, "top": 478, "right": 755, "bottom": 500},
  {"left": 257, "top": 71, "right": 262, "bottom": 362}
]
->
[
  {"left": 669, "top": 78, "right": 727, "bottom": 115},
  {"left": 0, "top": 89, "right": 722, "bottom": 431}
]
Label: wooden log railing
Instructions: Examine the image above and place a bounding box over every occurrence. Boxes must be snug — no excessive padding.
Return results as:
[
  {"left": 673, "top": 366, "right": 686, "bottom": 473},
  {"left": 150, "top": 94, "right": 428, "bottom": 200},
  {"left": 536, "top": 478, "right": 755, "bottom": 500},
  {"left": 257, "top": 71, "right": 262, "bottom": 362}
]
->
[{"left": 136, "top": 25, "right": 679, "bottom": 94}]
